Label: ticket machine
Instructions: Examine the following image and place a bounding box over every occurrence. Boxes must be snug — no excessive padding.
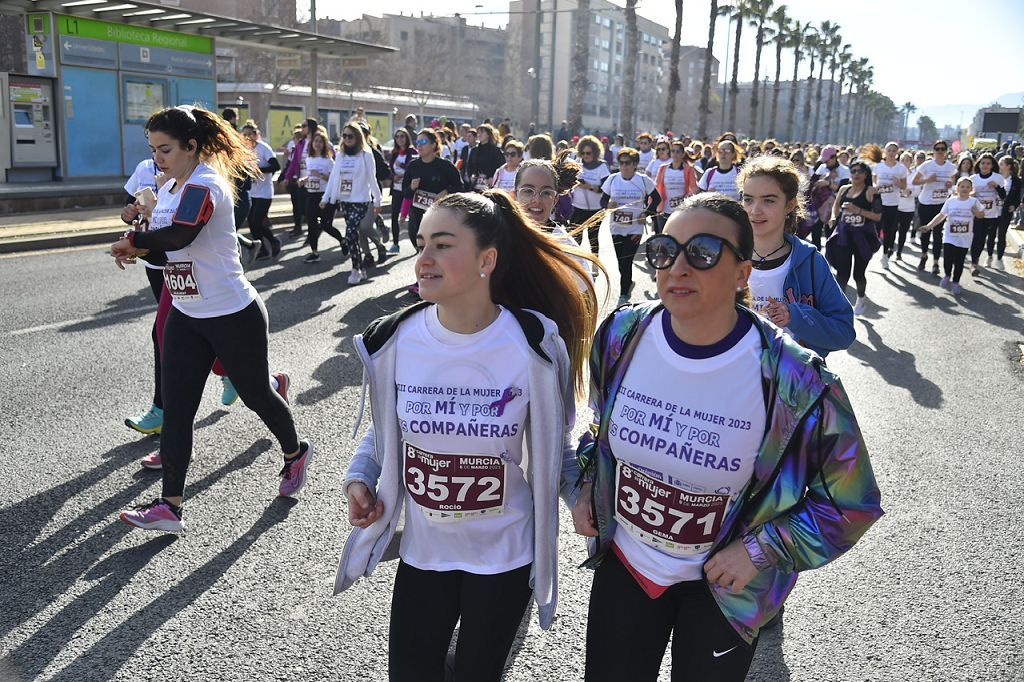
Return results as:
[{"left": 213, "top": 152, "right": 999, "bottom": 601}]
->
[{"left": 4, "top": 74, "right": 58, "bottom": 182}]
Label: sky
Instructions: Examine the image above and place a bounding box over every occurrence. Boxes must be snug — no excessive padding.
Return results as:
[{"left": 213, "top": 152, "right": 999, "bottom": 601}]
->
[{"left": 315, "top": 0, "right": 1024, "bottom": 127}]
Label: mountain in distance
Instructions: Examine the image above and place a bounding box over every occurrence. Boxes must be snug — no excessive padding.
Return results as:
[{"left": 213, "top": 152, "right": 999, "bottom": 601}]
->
[{"left": 915, "top": 91, "right": 1024, "bottom": 129}]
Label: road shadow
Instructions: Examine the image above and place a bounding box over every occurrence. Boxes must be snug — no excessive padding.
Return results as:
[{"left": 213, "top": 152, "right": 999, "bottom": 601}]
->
[
  {"left": 48, "top": 497, "right": 297, "bottom": 681},
  {"left": 0, "top": 439, "right": 271, "bottom": 678},
  {"left": 58, "top": 283, "right": 156, "bottom": 334},
  {"left": 846, "top": 319, "right": 944, "bottom": 409},
  {"left": 747, "top": 622, "right": 792, "bottom": 681}
]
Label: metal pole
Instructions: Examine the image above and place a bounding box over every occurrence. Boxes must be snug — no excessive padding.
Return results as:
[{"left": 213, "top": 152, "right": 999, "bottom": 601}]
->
[{"left": 310, "top": 0, "right": 319, "bottom": 121}]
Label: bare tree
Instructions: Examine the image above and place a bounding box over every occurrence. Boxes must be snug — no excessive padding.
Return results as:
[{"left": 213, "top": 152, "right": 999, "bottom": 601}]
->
[
  {"left": 663, "top": 0, "right": 684, "bottom": 133},
  {"left": 569, "top": 0, "right": 591, "bottom": 134},
  {"left": 698, "top": 0, "right": 720, "bottom": 140},
  {"left": 619, "top": 0, "right": 639, "bottom": 139},
  {"left": 746, "top": 0, "right": 773, "bottom": 138}
]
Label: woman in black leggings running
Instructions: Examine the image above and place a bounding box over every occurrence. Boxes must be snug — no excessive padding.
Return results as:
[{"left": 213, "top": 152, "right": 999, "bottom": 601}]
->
[{"left": 827, "top": 160, "right": 882, "bottom": 316}]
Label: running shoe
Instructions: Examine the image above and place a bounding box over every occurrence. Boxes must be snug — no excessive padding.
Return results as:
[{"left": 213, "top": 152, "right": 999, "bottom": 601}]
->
[
  {"left": 272, "top": 371, "right": 291, "bottom": 405},
  {"left": 388, "top": 243, "right": 400, "bottom": 254},
  {"left": 362, "top": 255, "right": 376, "bottom": 270},
  {"left": 931, "top": 263, "right": 940, "bottom": 276},
  {"left": 279, "top": 440, "right": 314, "bottom": 497},
  {"left": 939, "top": 276, "right": 950, "bottom": 289},
  {"left": 303, "top": 252, "right": 320, "bottom": 264},
  {"left": 125, "top": 404, "right": 163, "bottom": 435},
  {"left": 853, "top": 296, "right": 867, "bottom": 316},
  {"left": 994, "top": 257, "right": 1005, "bottom": 271},
  {"left": 982, "top": 254, "right": 991, "bottom": 267},
  {"left": 377, "top": 244, "right": 389, "bottom": 264},
  {"left": 880, "top": 254, "right": 889, "bottom": 270},
  {"left": 221, "top": 376, "right": 239, "bottom": 406},
  {"left": 347, "top": 269, "right": 366, "bottom": 285},
  {"left": 951, "top": 283, "right": 962, "bottom": 295},
  {"left": 917, "top": 256, "right": 927, "bottom": 271},
  {"left": 140, "top": 448, "right": 196, "bottom": 471},
  {"left": 243, "top": 240, "right": 261, "bottom": 267},
  {"left": 119, "top": 498, "right": 184, "bottom": 532},
  {"left": 971, "top": 265, "right": 981, "bottom": 277}
]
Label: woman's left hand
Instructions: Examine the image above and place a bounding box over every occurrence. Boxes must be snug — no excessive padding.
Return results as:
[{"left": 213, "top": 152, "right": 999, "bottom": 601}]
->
[
  {"left": 109, "top": 238, "right": 140, "bottom": 270},
  {"left": 765, "top": 298, "right": 791, "bottom": 327},
  {"left": 704, "top": 539, "right": 759, "bottom": 593}
]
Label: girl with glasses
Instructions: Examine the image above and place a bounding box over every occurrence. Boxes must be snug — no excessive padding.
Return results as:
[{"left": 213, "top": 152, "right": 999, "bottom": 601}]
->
[
  {"left": 570, "top": 136, "right": 611, "bottom": 256},
  {"left": 492, "top": 140, "right": 524, "bottom": 193},
  {"left": 337, "top": 191, "right": 598, "bottom": 682},
  {"left": 827, "top": 160, "right": 883, "bottom": 316},
  {"left": 573, "top": 193, "right": 882, "bottom": 682},
  {"left": 912, "top": 141, "right": 955, "bottom": 275}
]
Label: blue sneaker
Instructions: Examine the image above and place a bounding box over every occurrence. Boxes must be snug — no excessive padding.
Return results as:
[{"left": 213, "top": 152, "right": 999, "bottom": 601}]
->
[
  {"left": 221, "top": 376, "right": 239, "bottom": 406},
  {"left": 125, "top": 404, "right": 163, "bottom": 435}
]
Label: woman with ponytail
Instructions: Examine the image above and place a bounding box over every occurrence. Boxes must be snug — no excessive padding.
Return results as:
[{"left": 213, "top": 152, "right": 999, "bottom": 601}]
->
[
  {"left": 336, "top": 190, "right": 598, "bottom": 681},
  {"left": 738, "top": 156, "right": 855, "bottom": 358},
  {"left": 110, "top": 105, "right": 312, "bottom": 532}
]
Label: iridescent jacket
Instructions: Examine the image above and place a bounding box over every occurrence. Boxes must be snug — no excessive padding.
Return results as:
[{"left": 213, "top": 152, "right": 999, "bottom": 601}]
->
[{"left": 577, "top": 302, "right": 883, "bottom": 643}]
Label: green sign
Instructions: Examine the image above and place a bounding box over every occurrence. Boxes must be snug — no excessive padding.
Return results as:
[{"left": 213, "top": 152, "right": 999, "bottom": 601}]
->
[{"left": 57, "top": 14, "right": 213, "bottom": 54}]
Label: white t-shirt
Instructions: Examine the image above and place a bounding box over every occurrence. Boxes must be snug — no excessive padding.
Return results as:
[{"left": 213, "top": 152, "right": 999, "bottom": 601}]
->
[
  {"left": 601, "top": 172, "right": 656, "bottom": 235},
  {"left": 250, "top": 141, "right": 277, "bottom": 200},
  {"left": 124, "top": 158, "right": 158, "bottom": 196},
  {"left": 646, "top": 156, "right": 671, "bottom": 180},
  {"left": 970, "top": 173, "right": 1003, "bottom": 219},
  {"left": 898, "top": 166, "right": 920, "bottom": 212},
  {"left": 748, "top": 254, "right": 791, "bottom": 317},
  {"left": 638, "top": 148, "right": 655, "bottom": 171},
  {"left": 392, "top": 149, "right": 413, "bottom": 185},
  {"left": 304, "top": 156, "right": 333, "bottom": 193},
  {"left": 916, "top": 159, "right": 955, "bottom": 205},
  {"left": 154, "top": 163, "right": 257, "bottom": 318},
  {"left": 609, "top": 312, "right": 765, "bottom": 585},
  {"left": 493, "top": 165, "right": 518, "bottom": 192},
  {"left": 874, "top": 161, "right": 909, "bottom": 207},
  {"left": 660, "top": 165, "right": 690, "bottom": 213},
  {"left": 697, "top": 165, "right": 740, "bottom": 200},
  {"left": 814, "top": 162, "right": 851, "bottom": 184},
  {"left": 333, "top": 154, "right": 359, "bottom": 199},
  {"left": 941, "top": 196, "right": 979, "bottom": 249},
  {"left": 396, "top": 305, "right": 534, "bottom": 574},
  {"left": 571, "top": 162, "right": 610, "bottom": 210}
]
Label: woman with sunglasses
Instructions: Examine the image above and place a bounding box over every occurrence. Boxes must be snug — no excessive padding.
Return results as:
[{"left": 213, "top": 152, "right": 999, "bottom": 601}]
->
[
  {"left": 337, "top": 191, "right": 599, "bottom": 682},
  {"left": 645, "top": 139, "right": 672, "bottom": 180},
  {"left": 827, "top": 160, "right": 883, "bottom": 316},
  {"left": 573, "top": 193, "right": 882, "bottom": 681},
  {"left": 571, "top": 135, "right": 611, "bottom": 256},
  {"left": 697, "top": 140, "right": 742, "bottom": 201},
  {"left": 654, "top": 141, "right": 700, "bottom": 236},
  {"left": 739, "top": 157, "right": 855, "bottom": 357},
  {"left": 913, "top": 141, "right": 956, "bottom": 275},
  {"left": 492, "top": 140, "right": 524, "bottom": 193},
  {"left": 387, "top": 128, "right": 418, "bottom": 253},
  {"left": 874, "top": 142, "right": 909, "bottom": 271},
  {"left": 600, "top": 148, "right": 661, "bottom": 306}
]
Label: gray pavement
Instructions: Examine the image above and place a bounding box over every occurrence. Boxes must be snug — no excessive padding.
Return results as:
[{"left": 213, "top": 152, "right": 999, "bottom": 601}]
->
[{"left": 0, "top": 224, "right": 1022, "bottom": 681}]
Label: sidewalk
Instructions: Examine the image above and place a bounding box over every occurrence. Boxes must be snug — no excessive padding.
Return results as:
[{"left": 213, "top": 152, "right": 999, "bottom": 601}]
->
[{"left": 0, "top": 192, "right": 393, "bottom": 254}]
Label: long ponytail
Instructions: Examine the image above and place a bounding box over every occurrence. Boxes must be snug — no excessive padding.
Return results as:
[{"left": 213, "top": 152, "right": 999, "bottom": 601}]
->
[{"left": 433, "top": 190, "right": 599, "bottom": 396}]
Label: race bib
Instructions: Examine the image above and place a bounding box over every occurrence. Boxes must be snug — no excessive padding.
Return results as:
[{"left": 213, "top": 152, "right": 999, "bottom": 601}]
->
[
  {"left": 404, "top": 442, "right": 506, "bottom": 521},
  {"left": 339, "top": 177, "right": 353, "bottom": 195},
  {"left": 306, "top": 176, "right": 321, "bottom": 192},
  {"left": 980, "top": 198, "right": 993, "bottom": 210},
  {"left": 669, "top": 195, "right": 686, "bottom": 210},
  {"left": 842, "top": 212, "right": 865, "bottom": 227},
  {"left": 613, "top": 210, "right": 634, "bottom": 225},
  {"left": 413, "top": 189, "right": 438, "bottom": 211},
  {"left": 878, "top": 184, "right": 893, "bottom": 194},
  {"left": 614, "top": 461, "right": 729, "bottom": 556},
  {"left": 163, "top": 261, "right": 201, "bottom": 301},
  {"left": 931, "top": 188, "right": 949, "bottom": 200},
  {"left": 473, "top": 174, "right": 489, "bottom": 192},
  {"left": 949, "top": 221, "right": 970, "bottom": 234}
]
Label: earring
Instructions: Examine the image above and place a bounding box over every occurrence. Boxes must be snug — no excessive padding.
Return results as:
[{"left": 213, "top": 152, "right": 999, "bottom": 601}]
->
[
  {"left": 480, "top": 272, "right": 487, "bottom": 278},
  {"left": 736, "top": 286, "right": 743, "bottom": 291}
]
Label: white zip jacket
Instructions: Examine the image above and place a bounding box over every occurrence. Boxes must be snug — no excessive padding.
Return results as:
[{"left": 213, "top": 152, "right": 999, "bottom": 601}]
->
[
  {"left": 334, "top": 301, "right": 581, "bottom": 630},
  {"left": 322, "top": 148, "right": 382, "bottom": 207}
]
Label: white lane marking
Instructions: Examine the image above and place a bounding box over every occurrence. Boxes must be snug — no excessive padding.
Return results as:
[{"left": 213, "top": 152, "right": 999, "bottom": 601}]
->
[{"left": 7, "top": 305, "right": 153, "bottom": 336}]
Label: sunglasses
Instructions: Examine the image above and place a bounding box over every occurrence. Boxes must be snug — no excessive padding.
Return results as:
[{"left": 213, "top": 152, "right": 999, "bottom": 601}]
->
[
  {"left": 415, "top": 139, "right": 431, "bottom": 146},
  {"left": 645, "top": 233, "right": 747, "bottom": 270},
  {"left": 619, "top": 159, "right": 636, "bottom": 166},
  {"left": 934, "top": 147, "right": 948, "bottom": 152},
  {"left": 505, "top": 151, "right": 519, "bottom": 157},
  {"left": 516, "top": 187, "right": 558, "bottom": 201}
]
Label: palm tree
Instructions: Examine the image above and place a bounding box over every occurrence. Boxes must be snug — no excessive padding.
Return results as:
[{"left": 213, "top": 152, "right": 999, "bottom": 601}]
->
[
  {"left": 853, "top": 64, "right": 873, "bottom": 142},
  {"left": 823, "top": 42, "right": 849, "bottom": 142},
  {"left": 619, "top": 0, "right": 639, "bottom": 139},
  {"left": 811, "top": 21, "right": 839, "bottom": 142},
  {"left": 844, "top": 57, "right": 867, "bottom": 144},
  {"left": 786, "top": 20, "right": 812, "bottom": 142},
  {"left": 766, "top": 5, "right": 789, "bottom": 139},
  {"left": 901, "top": 101, "right": 917, "bottom": 141},
  {"left": 720, "top": 1, "right": 749, "bottom": 133},
  {"left": 664, "top": 0, "right": 684, "bottom": 132},
  {"left": 746, "top": 0, "right": 773, "bottom": 138},
  {"left": 697, "top": 0, "right": 720, "bottom": 140},
  {"left": 800, "top": 28, "right": 819, "bottom": 142},
  {"left": 829, "top": 47, "right": 851, "bottom": 143},
  {"left": 568, "top": 0, "right": 591, "bottom": 135}
]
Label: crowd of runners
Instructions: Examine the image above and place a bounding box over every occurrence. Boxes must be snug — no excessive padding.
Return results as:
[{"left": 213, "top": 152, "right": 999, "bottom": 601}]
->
[{"left": 106, "top": 100, "right": 1024, "bottom": 680}]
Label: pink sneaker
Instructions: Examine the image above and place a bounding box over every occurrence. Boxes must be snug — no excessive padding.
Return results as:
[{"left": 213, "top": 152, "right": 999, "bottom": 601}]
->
[
  {"left": 273, "top": 372, "right": 291, "bottom": 405},
  {"left": 140, "top": 450, "right": 163, "bottom": 470},
  {"left": 119, "top": 498, "right": 184, "bottom": 532},
  {"left": 279, "top": 440, "right": 313, "bottom": 497}
]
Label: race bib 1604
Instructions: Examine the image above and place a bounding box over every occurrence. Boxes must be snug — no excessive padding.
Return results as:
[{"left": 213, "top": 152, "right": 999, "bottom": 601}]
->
[{"left": 163, "top": 261, "right": 201, "bottom": 301}]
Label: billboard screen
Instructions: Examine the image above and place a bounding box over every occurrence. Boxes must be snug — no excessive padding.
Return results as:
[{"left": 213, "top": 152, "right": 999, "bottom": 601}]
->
[{"left": 982, "top": 112, "right": 1020, "bottom": 133}]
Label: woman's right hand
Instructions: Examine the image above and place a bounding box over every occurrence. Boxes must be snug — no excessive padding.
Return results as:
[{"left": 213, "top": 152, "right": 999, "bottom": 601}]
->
[
  {"left": 347, "top": 482, "right": 384, "bottom": 528},
  {"left": 121, "top": 203, "right": 140, "bottom": 225},
  {"left": 410, "top": 178, "right": 420, "bottom": 190},
  {"left": 572, "top": 482, "right": 598, "bottom": 537}
]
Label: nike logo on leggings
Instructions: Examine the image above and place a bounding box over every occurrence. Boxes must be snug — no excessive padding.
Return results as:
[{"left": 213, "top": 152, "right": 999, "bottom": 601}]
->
[{"left": 712, "top": 646, "right": 738, "bottom": 658}]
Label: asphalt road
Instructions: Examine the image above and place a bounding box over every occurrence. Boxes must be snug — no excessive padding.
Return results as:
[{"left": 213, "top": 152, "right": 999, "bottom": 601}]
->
[{"left": 1, "top": 228, "right": 1022, "bottom": 681}]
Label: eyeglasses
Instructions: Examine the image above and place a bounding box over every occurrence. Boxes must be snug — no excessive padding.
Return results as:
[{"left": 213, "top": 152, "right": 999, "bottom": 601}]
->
[
  {"left": 619, "top": 159, "right": 636, "bottom": 166},
  {"left": 415, "top": 138, "right": 431, "bottom": 146},
  {"left": 934, "top": 146, "right": 948, "bottom": 152},
  {"left": 645, "top": 233, "right": 747, "bottom": 270},
  {"left": 516, "top": 187, "right": 559, "bottom": 201},
  {"left": 851, "top": 167, "right": 868, "bottom": 175},
  {"left": 504, "top": 151, "right": 519, "bottom": 157},
  {"left": 342, "top": 133, "right": 355, "bottom": 140}
]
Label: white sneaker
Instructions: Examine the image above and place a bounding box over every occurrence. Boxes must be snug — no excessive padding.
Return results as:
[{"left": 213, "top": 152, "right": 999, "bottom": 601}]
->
[
  {"left": 982, "top": 254, "right": 991, "bottom": 267},
  {"left": 994, "top": 257, "right": 1005, "bottom": 270},
  {"left": 853, "top": 296, "right": 867, "bottom": 316},
  {"left": 880, "top": 253, "right": 890, "bottom": 270},
  {"left": 347, "top": 270, "right": 362, "bottom": 285}
]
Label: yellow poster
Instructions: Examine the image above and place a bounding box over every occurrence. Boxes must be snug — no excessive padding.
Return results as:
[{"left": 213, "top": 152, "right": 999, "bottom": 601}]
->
[
  {"left": 366, "top": 113, "right": 391, "bottom": 144},
  {"left": 268, "top": 107, "right": 304, "bottom": 152}
]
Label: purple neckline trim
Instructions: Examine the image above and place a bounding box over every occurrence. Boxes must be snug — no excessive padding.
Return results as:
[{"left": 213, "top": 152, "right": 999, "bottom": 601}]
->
[{"left": 661, "top": 311, "right": 752, "bottom": 359}]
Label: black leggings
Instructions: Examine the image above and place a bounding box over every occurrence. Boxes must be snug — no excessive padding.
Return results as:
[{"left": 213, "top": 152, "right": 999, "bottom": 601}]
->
[
  {"left": 160, "top": 298, "right": 298, "bottom": 499},
  {"left": 585, "top": 552, "right": 756, "bottom": 682},
  {"left": 287, "top": 180, "right": 306, "bottom": 231},
  {"left": 943, "top": 243, "right": 968, "bottom": 282},
  {"left": 390, "top": 189, "right": 403, "bottom": 243},
  {"left": 612, "top": 234, "right": 641, "bottom": 297},
  {"left": 247, "top": 198, "right": 279, "bottom": 250},
  {"left": 880, "top": 205, "right": 899, "bottom": 255},
  {"left": 388, "top": 560, "right": 532, "bottom": 682},
  {"left": 895, "top": 210, "right": 914, "bottom": 257},
  {"left": 306, "top": 194, "right": 344, "bottom": 252},
  {"left": 917, "top": 203, "right": 944, "bottom": 263},
  {"left": 989, "top": 213, "right": 1012, "bottom": 258},
  {"left": 971, "top": 217, "right": 997, "bottom": 263},
  {"left": 830, "top": 241, "right": 870, "bottom": 297},
  {"left": 145, "top": 266, "right": 165, "bottom": 409},
  {"left": 409, "top": 208, "right": 425, "bottom": 249},
  {"left": 572, "top": 208, "right": 602, "bottom": 255}
]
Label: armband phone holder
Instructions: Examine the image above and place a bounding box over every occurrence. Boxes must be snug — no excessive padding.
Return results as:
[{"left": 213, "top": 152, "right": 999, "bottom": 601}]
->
[{"left": 173, "top": 184, "right": 215, "bottom": 228}]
